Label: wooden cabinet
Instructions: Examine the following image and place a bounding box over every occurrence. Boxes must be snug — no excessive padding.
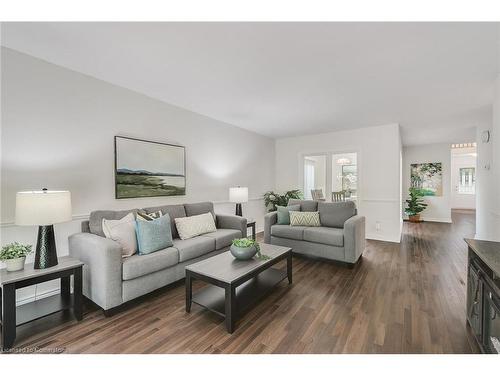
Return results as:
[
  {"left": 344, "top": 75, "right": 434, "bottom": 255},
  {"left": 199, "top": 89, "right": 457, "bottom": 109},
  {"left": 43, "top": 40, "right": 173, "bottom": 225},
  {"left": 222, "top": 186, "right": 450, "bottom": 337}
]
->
[
  {"left": 467, "top": 261, "right": 483, "bottom": 340},
  {"left": 465, "top": 239, "right": 500, "bottom": 354}
]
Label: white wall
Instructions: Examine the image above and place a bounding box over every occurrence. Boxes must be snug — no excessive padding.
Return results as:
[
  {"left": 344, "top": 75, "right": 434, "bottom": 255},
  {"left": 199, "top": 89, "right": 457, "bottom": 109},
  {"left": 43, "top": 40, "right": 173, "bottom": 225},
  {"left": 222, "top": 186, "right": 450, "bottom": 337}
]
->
[
  {"left": 275, "top": 123, "right": 402, "bottom": 243},
  {"left": 1, "top": 48, "right": 275, "bottom": 303},
  {"left": 475, "top": 75, "right": 500, "bottom": 241},
  {"left": 450, "top": 147, "right": 476, "bottom": 210},
  {"left": 402, "top": 143, "right": 452, "bottom": 223}
]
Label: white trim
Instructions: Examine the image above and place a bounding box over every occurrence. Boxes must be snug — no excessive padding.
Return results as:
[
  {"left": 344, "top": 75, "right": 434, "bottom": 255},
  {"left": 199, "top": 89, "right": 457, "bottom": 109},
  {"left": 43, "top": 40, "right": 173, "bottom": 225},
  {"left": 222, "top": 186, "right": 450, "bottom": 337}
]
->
[
  {"left": 362, "top": 198, "right": 399, "bottom": 203},
  {"left": 0, "top": 197, "right": 265, "bottom": 227},
  {"left": 16, "top": 288, "right": 61, "bottom": 306},
  {"left": 421, "top": 217, "right": 453, "bottom": 223},
  {"left": 366, "top": 232, "right": 401, "bottom": 243}
]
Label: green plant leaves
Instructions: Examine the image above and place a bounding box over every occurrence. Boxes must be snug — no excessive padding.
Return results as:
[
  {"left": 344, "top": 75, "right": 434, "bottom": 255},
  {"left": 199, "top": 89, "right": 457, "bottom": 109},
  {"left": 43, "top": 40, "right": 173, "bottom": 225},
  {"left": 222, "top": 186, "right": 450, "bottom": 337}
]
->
[
  {"left": 263, "top": 189, "right": 303, "bottom": 212},
  {"left": 0, "top": 242, "right": 33, "bottom": 260},
  {"left": 404, "top": 187, "right": 428, "bottom": 216}
]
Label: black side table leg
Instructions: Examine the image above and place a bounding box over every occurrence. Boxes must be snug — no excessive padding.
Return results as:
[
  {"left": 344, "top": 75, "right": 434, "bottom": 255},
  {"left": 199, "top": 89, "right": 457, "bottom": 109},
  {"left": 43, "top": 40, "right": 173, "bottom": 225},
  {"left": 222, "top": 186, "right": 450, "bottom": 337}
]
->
[
  {"left": 287, "top": 254, "right": 293, "bottom": 284},
  {"left": 185, "top": 272, "right": 192, "bottom": 313},
  {"left": 73, "top": 267, "right": 83, "bottom": 321},
  {"left": 1, "top": 284, "right": 16, "bottom": 350},
  {"left": 225, "top": 285, "right": 236, "bottom": 333},
  {"left": 61, "top": 275, "right": 71, "bottom": 304},
  {"left": 251, "top": 224, "right": 256, "bottom": 241}
]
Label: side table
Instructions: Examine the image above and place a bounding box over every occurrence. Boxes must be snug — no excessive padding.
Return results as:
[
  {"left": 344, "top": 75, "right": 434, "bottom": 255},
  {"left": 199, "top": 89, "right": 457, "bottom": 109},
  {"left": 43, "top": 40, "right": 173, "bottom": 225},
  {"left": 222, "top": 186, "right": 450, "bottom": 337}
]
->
[
  {"left": 247, "top": 219, "right": 256, "bottom": 240},
  {"left": 0, "top": 256, "right": 83, "bottom": 350}
]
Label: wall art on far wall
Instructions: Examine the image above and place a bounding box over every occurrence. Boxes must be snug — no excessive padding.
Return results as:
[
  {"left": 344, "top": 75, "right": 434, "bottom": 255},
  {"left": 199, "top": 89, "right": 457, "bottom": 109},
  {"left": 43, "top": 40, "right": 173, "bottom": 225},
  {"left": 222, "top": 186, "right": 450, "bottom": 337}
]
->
[
  {"left": 115, "top": 136, "right": 186, "bottom": 199},
  {"left": 410, "top": 162, "right": 442, "bottom": 196}
]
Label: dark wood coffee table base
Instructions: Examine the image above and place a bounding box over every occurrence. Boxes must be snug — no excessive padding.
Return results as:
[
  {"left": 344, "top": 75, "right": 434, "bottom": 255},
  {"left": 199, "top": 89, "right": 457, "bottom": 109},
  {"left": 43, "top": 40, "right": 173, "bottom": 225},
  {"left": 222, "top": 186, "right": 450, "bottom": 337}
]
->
[{"left": 186, "top": 250, "right": 292, "bottom": 333}]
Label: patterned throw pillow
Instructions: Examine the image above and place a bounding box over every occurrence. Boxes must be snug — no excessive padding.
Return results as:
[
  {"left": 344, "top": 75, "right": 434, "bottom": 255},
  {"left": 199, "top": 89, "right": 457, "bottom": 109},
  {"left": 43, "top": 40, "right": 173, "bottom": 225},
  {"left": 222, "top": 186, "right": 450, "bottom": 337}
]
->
[
  {"left": 174, "top": 212, "right": 217, "bottom": 240},
  {"left": 102, "top": 213, "right": 138, "bottom": 257},
  {"left": 137, "top": 210, "right": 163, "bottom": 221},
  {"left": 289, "top": 211, "right": 321, "bottom": 227},
  {"left": 135, "top": 214, "right": 173, "bottom": 255},
  {"left": 277, "top": 205, "right": 301, "bottom": 225}
]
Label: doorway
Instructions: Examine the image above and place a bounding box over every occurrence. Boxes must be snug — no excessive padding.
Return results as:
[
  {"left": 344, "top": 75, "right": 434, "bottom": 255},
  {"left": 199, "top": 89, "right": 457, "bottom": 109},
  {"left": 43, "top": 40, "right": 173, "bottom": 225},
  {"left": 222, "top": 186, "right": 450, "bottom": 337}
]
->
[
  {"left": 451, "top": 143, "right": 476, "bottom": 210},
  {"left": 301, "top": 151, "right": 358, "bottom": 203}
]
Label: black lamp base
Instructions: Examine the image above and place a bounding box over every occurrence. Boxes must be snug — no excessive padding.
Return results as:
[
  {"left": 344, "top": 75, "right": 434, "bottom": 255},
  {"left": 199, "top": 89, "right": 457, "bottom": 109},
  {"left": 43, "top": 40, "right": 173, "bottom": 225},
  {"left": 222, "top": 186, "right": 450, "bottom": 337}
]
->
[
  {"left": 235, "top": 203, "right": 242, "bottom": 216},
  {"left": 34, "top": 225, "right": 59, "bottom": 269}
]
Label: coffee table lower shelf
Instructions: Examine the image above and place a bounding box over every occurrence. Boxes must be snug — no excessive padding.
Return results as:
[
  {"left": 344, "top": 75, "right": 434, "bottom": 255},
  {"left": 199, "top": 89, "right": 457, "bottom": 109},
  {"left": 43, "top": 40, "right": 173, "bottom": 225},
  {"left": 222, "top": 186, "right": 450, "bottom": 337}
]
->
[{"left": 191, "top": 268, "right": 287, "bottom": 319}]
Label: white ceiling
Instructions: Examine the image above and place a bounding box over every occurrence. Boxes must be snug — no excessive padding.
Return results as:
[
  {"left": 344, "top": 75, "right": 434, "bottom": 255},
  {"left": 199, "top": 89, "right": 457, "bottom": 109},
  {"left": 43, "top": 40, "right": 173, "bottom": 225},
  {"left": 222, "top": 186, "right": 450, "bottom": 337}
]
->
[{"left": 1, "top": 22, "right": 498, "bottom": 145}]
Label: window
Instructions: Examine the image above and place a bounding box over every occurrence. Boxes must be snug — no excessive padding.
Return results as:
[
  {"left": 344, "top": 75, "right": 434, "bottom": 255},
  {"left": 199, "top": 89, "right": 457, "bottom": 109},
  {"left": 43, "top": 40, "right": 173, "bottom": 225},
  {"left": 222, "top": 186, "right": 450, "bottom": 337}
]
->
[
  {"left": 458, "top": 167, "right": 475, "bottom": 194},
  {"left": 304, "top": 159, "right": 315, "bottom": 199}
]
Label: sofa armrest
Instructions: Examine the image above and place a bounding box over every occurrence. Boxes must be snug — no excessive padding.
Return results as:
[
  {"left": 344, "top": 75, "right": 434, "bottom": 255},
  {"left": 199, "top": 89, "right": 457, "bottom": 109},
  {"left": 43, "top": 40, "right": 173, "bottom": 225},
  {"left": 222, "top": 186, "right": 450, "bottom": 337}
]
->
[
  {"left": 216, "top": 214, "right": 247, "bottom": 238},
  {"left": 343, "top": 215, "right": 365, "bottom": 263},
  {"left": 264, "top": 211, "right": 278, "bottom": 244},
  {"left": 68, "top": 232, "right": 123, "bottom": 310}
]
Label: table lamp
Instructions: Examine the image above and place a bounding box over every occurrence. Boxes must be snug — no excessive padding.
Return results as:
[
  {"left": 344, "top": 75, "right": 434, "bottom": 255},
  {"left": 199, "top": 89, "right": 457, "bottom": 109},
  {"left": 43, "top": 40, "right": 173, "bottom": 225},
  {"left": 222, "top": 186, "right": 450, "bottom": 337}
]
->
[
  {"left": 15, "top": 189, "right": 72, "bottom": 269},
  {"left": 229, "top": 186, "right": 248, "bottom": 216}
]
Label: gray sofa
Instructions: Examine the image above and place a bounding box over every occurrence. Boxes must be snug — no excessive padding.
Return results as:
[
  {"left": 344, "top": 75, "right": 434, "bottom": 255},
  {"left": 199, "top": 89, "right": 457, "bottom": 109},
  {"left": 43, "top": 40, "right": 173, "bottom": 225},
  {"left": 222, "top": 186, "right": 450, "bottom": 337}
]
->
[
  {"left": 264, "top": 199, "right": 365, "bottom": 267},
  {"left": 69, "top": 201, "right": 246, "bottom": 313}
]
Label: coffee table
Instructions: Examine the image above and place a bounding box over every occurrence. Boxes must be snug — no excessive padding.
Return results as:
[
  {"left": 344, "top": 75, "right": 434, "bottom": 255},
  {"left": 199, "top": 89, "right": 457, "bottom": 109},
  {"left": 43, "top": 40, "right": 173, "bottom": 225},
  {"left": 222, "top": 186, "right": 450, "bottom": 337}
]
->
[{"left": 185, "top": 243, "right": 292, "bottom": 333}]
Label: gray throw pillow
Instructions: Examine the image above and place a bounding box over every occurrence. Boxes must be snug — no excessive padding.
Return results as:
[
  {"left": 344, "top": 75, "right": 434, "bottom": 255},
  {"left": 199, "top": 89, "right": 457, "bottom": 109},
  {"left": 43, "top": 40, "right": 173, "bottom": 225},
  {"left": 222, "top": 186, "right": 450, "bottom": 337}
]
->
[{"left": 277, "top": 205, "right": 301, "bottom": 225}]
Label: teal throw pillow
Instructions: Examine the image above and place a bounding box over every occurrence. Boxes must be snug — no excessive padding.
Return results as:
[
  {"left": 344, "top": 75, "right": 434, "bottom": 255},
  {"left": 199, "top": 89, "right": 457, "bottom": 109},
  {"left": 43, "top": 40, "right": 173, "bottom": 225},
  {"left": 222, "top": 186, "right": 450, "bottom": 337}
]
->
[
  {"left": 135, "top": 214, "right": 173, "bottom": 255},
  {"left": 277, "top": 205, "right": 301, "bottom": 225}
]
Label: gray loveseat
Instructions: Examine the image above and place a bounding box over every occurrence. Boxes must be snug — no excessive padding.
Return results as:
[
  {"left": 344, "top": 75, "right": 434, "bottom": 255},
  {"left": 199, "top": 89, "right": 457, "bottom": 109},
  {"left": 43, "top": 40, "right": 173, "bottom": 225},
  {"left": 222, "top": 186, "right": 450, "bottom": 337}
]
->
[
  {"left": 264, "top": 199, "right": 365, "bottom": 267},
  {"left": 69, "top": 201, "right": 246, "bottom": 313}
]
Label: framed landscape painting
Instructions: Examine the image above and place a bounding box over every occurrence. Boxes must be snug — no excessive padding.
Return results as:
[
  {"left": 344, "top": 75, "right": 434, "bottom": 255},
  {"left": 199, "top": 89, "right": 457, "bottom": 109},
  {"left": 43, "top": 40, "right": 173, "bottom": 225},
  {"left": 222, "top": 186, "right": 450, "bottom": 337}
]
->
[
  {"left": 410, "top": 162, "right": 442, "bottom": 196},
  {"left": 114, "top": 136, "right": 186, "bottom": 199}
]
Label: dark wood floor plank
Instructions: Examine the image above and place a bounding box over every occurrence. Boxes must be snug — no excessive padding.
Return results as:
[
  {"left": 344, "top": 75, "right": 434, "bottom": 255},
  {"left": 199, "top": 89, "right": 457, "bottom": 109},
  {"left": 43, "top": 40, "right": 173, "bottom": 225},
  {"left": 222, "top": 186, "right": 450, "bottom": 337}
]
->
[{"left": 10, "top": 210, "right": 480, "bottom": 353}]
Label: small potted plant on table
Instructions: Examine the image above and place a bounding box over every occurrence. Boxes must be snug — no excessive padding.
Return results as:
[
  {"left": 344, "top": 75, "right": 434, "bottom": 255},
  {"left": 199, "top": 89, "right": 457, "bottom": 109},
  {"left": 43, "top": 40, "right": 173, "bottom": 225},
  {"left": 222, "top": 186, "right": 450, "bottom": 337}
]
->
[
  {"left": 230, "top": 238, "right": 270, "bottom": 261},
  {"left": 0, "top": 242, "right": 33, "bottom": 272},
  {"left": 405, "top": 187, "right": 427, "bottom": 223}
]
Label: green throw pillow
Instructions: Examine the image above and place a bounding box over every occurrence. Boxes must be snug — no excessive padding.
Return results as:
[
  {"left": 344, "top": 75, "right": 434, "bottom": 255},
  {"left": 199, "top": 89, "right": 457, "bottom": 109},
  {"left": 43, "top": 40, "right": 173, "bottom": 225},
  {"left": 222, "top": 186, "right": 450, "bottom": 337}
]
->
[
  {"left": 135, "top": 214, "right": 173, "bottom": 255},
  {"left": 277, "top": 205, "right": 301, "bottom": 225}
]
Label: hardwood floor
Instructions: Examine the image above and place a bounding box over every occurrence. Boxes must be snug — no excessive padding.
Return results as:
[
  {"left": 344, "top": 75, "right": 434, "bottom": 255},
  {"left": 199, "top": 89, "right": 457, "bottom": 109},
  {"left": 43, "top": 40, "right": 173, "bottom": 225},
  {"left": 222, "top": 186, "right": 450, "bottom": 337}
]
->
[{"left": 10, "top": 210, "right": 479, "bottom": 353}]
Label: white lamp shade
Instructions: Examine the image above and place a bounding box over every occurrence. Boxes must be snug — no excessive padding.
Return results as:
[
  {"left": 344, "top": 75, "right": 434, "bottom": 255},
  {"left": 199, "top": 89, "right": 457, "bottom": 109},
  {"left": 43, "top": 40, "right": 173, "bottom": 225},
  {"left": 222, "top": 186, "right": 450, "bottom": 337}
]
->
[
  {"left": 229, "top": 187, "right": 248, "bottom": 203},
  {"left": 15, "top": 190, "right": 72, "bottom": 226}
]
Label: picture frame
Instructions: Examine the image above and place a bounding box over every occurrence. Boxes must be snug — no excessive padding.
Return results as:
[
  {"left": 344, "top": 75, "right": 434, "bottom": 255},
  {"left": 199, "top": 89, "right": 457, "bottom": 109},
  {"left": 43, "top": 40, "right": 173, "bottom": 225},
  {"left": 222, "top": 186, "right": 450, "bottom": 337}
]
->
[{"left": 114, "top": 136, "right": 186, "bottom": 199}]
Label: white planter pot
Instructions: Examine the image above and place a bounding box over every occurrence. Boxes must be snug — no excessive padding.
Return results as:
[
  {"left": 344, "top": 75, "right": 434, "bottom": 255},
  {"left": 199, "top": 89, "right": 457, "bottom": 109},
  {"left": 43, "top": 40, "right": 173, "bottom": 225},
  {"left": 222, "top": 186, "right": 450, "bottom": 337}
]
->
[{"left": 4, "top": 256, "right": 26, "bottom": 272}]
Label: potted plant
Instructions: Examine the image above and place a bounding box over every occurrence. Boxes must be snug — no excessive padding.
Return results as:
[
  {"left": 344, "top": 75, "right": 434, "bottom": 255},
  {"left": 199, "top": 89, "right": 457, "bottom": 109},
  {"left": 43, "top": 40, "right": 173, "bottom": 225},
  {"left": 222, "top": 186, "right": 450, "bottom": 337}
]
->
[
  {"left": 405, "top": 187, "right": 427, "bottom": 223},
  {"left": 0, "top": 242, "right": 33, "bottom": 272},
  {"left": 230, "top": 238, "right": 271, "bottom": 261},
  {"left": 263, "top": 190, "right": 303, "bottom": 212}
]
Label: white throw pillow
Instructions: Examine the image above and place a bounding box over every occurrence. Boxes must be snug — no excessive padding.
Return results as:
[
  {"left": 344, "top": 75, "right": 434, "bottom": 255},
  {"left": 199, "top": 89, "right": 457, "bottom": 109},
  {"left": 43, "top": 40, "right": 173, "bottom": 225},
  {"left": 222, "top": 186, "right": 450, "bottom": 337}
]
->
[
  {"left": 174, "top": 212, "right": 217, "bottom": 240},
  {"left": 102, "top": 213, "right": 137, "bottom": 257}
]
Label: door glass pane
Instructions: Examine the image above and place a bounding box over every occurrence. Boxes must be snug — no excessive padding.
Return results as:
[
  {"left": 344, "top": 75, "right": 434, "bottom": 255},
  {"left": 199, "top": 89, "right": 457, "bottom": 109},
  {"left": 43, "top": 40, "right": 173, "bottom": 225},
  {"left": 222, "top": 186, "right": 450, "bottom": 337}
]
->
[
  {"left": 303, "top": 155, "right": 326, "bottom": 200},
  {"left": 459, "top": 167, "right": 475, "bottom": 194},
  {"left": 332, "top": 153, "right": 357, "bottom": 203}
]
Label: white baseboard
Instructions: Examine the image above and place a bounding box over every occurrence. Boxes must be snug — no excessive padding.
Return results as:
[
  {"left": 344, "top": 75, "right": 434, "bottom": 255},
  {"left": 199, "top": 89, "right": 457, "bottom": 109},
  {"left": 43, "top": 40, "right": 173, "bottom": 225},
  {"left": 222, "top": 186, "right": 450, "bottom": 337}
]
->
[
  {"left": 366, "top": 232, "right": 401, "bottom": 243},
  {"left": 16, "top": 288, "right": 61, "bottom": 306},
  {"left": 421, "top": 217, "right": 452, "bottom": 223}
]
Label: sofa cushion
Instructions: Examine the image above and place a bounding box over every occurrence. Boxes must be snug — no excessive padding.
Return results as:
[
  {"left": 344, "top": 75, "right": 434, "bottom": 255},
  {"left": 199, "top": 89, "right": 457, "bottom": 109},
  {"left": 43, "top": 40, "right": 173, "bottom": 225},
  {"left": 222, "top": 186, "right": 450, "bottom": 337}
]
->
[
  {"left": 122, "top": 247, "right": 179, "bottom": 281},
  {"left": 290, "top": 211, "right": 321, "bottom": 227},
  {"left": 89, "top": 209, "right": 138, "bottom": 237},
  {"left": 173, "top": 236, "right": 216, "bottom": 262},
  {"left": 175, "top": 213, "right": 217, "bottom": 240},
  {"left": 141, "top": 204, "right": 186, "bottom": 239},
  {"left": 201, "top": 228, "right": 242, "bottom": 250},
  {"left": 102, "top": 213, "right": 138, "bottom": 257},
  {"left": 288, "top": 199, "right": 318, "bottom": 212},
  {"left": 277, "top": 205, "right": 300, "bottom": 225},
  {"left": 184, "top": 202, "right": 215, "bottom": 218},
  {"left": 271, "top": 224, "right": 308, "bottom": 240},
  {"left": 303, "top": 227, "right": 344, "bottom": 247},
  {"left": 135, "top": 214, "right": 173, "bottom": 255},
  {"left": 318, "top": 201, "right": 356, "bottom": 228}
]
